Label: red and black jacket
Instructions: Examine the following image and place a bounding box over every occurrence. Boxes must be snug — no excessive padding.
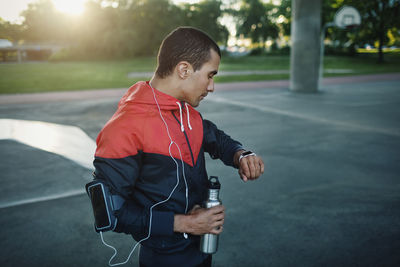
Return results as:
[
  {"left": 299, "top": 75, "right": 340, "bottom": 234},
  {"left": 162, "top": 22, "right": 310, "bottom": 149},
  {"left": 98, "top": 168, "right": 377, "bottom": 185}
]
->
[{"left": 93, "top": 81, "right": 242, "bottom": 253}]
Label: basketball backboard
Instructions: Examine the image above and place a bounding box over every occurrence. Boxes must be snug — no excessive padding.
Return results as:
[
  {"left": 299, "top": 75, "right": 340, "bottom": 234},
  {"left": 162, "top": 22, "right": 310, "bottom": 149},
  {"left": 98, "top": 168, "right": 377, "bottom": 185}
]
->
[{"left": 334, "top": 6, "right": 361, "bottom": 29}]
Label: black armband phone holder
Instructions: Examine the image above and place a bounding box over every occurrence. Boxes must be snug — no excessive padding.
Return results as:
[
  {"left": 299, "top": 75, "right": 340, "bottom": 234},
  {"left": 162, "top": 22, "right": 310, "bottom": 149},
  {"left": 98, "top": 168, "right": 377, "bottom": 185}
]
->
[{"left": 85, "top": 180, "right": 125, "bottom": 233}]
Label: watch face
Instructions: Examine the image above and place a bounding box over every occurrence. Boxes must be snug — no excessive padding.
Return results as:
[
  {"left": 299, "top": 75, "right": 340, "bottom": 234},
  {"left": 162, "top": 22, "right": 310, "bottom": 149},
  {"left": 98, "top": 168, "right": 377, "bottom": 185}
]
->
[{"left": 242, "top": 151, "right": 253, "bottom": 156}]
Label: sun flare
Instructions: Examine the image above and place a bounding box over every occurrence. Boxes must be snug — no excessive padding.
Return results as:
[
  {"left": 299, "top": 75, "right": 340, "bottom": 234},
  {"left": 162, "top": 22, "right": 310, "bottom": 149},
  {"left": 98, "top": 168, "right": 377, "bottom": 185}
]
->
[{"left": 52, "top": 0, "right": 87, "bottom": 15}]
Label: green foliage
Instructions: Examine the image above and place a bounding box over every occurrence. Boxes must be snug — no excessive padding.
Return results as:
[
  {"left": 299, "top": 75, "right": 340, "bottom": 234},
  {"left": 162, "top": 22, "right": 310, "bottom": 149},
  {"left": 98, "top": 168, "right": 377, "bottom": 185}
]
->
[
  {"left": 1, "top": 0, "right": 400, "bottom": 64},
  {"left": 324, "top": 0, "right": 400, "bottom": 62},
  {"left": 234, "top": 0, "right": 279, "bottom": 45},
  {"left": 324, "top": 43, "right": 357, "bottom": 56},
  {"left": 74, "top": 0, "right": 228, "bottom": 58},
  {"left": 1, "top": 0, "right": 228, "bottom": 59},
  {"left": 180, "top": 0, "right": 229, "bottom": 45},
  {"left": 0, "top": 18, "right": 23, "bottom": 42},
  {"left": 20, "top": 0, "right": 75, "bottom": 43},
  {"left": 123, "top": 0, "right": 184, "bottom": 56},
  {"left": 273, "top": 0, "right": 291, "bottom": 37}
]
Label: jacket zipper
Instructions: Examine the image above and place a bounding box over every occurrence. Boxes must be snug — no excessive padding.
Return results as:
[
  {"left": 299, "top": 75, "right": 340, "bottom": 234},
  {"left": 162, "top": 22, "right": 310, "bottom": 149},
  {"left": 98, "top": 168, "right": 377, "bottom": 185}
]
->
[{"left": 172, "top": 111, "right": 195, "bottom": 166}]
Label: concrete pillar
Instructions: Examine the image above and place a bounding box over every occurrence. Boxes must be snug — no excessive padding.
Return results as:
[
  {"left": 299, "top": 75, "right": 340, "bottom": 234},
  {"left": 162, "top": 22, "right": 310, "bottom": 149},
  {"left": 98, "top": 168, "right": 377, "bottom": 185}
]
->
[{"left": 290, "top": 0, "right": 322, "bottom": 93}]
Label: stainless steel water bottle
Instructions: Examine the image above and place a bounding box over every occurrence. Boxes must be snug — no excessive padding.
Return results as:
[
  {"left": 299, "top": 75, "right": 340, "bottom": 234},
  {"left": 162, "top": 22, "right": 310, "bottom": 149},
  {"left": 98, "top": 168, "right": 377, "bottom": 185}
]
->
[{"left": 200, "top": 176, "right": 222, "bottom": 254}]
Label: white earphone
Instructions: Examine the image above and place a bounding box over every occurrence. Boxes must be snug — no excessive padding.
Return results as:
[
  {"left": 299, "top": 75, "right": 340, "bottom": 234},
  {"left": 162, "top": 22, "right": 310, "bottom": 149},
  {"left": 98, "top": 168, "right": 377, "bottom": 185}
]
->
[{"left": 99, "top": 82, "right": 190, "bottom": 266}]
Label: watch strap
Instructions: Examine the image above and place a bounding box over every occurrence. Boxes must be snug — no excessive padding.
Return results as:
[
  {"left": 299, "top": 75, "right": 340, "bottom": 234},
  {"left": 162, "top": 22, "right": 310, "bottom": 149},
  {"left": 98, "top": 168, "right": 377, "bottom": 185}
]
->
[{"left": 238, "top": 150, "right": 256, "bottom": 163}]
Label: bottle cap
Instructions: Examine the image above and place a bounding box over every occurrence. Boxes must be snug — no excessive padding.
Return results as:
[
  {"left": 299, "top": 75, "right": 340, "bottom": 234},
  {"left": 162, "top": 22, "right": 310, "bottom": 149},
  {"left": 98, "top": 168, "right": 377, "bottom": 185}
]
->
[{"left": 208, "top": 176, "right": 221, "bottom": 189}]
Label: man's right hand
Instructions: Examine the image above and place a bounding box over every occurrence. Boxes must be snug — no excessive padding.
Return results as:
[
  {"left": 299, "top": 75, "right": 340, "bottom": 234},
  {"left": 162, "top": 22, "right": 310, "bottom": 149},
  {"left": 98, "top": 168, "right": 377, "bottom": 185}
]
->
[{"left": 174, "top": 205, "right": 225, "bottom": 235}]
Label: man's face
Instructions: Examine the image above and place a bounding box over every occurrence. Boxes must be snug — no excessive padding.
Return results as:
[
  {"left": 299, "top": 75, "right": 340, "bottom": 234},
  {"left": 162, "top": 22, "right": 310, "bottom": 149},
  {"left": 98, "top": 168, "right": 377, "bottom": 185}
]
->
[{"left": 182, "top": 49, "right": 220, "bottom": 107}]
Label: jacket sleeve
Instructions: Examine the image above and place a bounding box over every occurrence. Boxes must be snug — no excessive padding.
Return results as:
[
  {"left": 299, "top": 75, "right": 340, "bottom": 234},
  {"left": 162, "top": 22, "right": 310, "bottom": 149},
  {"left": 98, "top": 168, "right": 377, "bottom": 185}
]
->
[
  {"left": 93, "top": 124, "right": 174, "bottom": 240},
  {"left": 202, "top": 119, "right": 243, "bottom": 168}
]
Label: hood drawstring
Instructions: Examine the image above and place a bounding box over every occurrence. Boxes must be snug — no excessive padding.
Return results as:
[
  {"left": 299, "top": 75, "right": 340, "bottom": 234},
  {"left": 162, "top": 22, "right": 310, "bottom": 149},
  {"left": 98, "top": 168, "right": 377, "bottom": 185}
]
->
[
  {"left": 176, "top": 102, "right": 185, "bottom": 132},
  {"left": 185, "top": 103, "right": 193, "bottom": 131},
  {"left": 176, "top": 102, "right": 193, "bottom": 132}
]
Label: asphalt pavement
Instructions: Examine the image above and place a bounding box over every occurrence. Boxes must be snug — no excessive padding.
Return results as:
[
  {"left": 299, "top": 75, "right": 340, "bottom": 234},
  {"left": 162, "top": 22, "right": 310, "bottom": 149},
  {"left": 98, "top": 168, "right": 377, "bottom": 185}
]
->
[{"left": 0, "top": 74, "right": 399, "bottom": 267}]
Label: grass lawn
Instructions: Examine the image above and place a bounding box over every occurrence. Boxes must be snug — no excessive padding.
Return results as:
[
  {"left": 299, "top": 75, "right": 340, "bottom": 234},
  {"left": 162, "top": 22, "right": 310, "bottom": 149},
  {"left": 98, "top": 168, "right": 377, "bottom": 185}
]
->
[{"left": 0, "top": 53, "right": 399, "bottom": 94}]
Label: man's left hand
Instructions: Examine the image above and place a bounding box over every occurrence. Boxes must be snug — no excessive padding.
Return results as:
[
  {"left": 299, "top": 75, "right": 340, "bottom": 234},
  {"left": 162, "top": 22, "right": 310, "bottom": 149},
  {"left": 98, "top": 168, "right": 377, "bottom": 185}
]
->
[{"left": 234, "top": 150, "right": 265, "bottom": 182}]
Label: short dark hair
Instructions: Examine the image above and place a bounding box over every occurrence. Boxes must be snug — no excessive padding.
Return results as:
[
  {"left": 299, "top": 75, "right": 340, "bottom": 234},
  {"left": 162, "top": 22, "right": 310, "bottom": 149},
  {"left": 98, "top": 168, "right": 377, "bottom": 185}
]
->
[{"left": 155, "top": 27, "right": 221, "bottom": 78}]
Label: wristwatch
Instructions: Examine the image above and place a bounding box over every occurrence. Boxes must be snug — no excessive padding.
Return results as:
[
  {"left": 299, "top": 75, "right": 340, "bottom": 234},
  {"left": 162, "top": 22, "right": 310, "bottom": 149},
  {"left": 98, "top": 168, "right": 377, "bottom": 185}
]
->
[{"left": 238, "top": 150, "right": 256, "bottom": 163}]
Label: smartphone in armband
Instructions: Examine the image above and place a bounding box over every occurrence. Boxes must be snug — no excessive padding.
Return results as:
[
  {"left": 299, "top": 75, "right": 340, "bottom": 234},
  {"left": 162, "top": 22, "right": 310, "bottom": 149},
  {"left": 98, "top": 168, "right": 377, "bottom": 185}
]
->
[{"left": 86, "top": 180, "right": 121, "bottom": 232}]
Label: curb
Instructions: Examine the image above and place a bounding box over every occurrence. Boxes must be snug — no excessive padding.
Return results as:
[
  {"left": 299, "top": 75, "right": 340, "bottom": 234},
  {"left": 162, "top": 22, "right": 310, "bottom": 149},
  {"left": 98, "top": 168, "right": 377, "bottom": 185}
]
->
[{"left": 1, "top": 73, "right": 399, "bottom": 105}]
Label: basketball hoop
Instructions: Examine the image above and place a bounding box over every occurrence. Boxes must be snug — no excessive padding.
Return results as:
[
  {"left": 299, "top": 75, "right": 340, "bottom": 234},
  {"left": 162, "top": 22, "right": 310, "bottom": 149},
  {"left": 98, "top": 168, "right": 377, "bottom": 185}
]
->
[
  {"left": 334, "top": 6, "right": 361, "bottom": 29},
  {"left": 319, "top": 6, "right": 361, "bottom": 87}
]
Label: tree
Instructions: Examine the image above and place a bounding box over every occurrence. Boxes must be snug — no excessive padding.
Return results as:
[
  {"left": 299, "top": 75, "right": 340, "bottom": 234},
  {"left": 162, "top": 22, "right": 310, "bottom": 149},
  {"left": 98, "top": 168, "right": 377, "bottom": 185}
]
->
[
  {"left": 348, "top": 0, "right": 400, "bottom": 62},
  {"left": 273, "top": 0, "right": 291, "bottom": 37},
  {"left": 325, "top": 0, "right": 400, "bottom": 62},
  {"left": 234, "top": 0, "right": 279, "bottom": 48},
  {"left": 53, "top": 0, "right": 184, "bottom": 59},
  {"left": 180, "top": 0, "right": 229, "bottom": 45},
  {"left": 0, "top": 18, "right": 23, "bottom": 42},
  {"left": 126, "top": 0, "right": 184, "bottom": 56},
  {"left": 20, "top": 0, "right": 74, "bottom": 43},
  {"left": 60, "top": 0, "right": 229, "bottom": 59}
]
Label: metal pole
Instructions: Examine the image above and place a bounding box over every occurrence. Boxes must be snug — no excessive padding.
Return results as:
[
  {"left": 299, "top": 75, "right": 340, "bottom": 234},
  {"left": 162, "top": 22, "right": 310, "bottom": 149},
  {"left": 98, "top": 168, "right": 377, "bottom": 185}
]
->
[{"left": 319, "top": 22, "right": 335, "bottom": 87}]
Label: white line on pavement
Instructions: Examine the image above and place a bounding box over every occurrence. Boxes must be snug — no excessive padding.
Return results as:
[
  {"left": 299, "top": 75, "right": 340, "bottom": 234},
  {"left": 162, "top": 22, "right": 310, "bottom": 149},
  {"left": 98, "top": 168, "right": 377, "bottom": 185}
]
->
[
  {"left": 208, "top": 96, "right": 400, "bottom": 137},
  {"left": 0, "top": 189, "right": 86, "bottom": 209}
]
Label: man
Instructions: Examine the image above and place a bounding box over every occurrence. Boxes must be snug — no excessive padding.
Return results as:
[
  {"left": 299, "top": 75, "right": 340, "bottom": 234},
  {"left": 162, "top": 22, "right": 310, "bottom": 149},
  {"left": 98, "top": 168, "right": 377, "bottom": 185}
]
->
[{"left": 93, "top": 27, "right": 264, "bottom": 266}]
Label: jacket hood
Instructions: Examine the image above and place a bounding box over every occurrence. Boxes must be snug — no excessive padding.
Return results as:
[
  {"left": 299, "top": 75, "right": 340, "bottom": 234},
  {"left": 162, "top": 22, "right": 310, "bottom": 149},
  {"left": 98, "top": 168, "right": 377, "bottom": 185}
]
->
[
  {"left": 118, "top": 81, "right": 180, "bottom": 111},
  {"left": 119, "top": 81, "right": 194, "bottom": 132}
]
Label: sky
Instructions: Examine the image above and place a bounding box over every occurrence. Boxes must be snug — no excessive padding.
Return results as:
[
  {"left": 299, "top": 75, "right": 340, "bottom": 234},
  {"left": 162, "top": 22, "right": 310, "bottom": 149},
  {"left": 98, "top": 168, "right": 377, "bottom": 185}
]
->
[
  {"left": 0, "top": 0, "right": 34, "bottom": 23},
  {"left": 0, "top": 0, "right": 201, "bottom": 23}
]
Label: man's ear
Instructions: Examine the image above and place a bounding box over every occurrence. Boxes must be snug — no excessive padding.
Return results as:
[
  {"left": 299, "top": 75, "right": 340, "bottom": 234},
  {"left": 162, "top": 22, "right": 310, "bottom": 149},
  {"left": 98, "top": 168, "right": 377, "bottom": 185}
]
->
[{"left": 176, "top": 61, "right": 192, "bottom": 79}]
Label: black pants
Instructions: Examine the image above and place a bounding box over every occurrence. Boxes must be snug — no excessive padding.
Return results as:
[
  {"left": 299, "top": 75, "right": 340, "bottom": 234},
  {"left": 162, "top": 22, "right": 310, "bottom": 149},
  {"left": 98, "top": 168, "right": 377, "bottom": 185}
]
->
[
  {"left": 139, "top": 244, "right": 212, "bottom": 267},
  {"left": 196, "top": 255, "right": 212, "bottom": 267},
  {"left": 139, "top": 256, "right": 211, "bottom": 267}
]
